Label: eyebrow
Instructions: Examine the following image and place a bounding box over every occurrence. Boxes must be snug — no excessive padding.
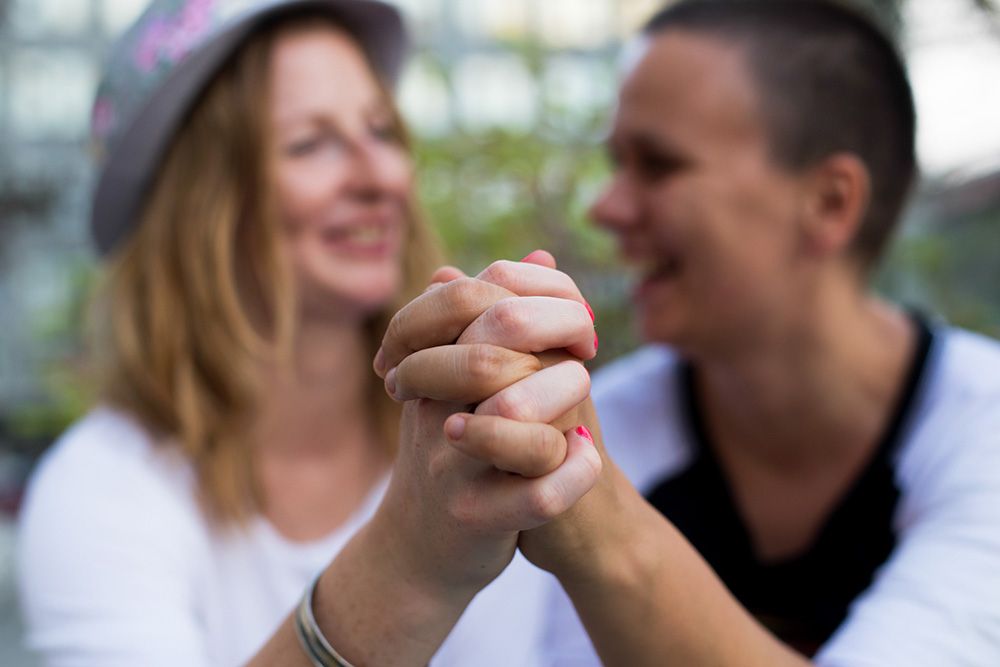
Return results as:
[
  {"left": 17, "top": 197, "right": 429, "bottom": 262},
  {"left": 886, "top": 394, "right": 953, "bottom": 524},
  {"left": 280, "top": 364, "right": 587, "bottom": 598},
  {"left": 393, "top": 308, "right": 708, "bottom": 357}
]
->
[
  {"left": 272, "top": 97, "right": 392, "bottom": 134},
  {"left": 627, "top": 130, "right": 688, "bottom": 156}
]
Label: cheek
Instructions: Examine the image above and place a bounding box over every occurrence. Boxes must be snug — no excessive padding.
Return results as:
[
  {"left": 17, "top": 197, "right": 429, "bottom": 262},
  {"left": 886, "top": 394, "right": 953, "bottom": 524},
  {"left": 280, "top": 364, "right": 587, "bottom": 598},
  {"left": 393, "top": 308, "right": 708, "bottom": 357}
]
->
[
  {"left": 379, "top": 145, "right": 415, "bottom": 195},
  {"left": 274, "top": 163, "right": 345, "bottom": 229}
]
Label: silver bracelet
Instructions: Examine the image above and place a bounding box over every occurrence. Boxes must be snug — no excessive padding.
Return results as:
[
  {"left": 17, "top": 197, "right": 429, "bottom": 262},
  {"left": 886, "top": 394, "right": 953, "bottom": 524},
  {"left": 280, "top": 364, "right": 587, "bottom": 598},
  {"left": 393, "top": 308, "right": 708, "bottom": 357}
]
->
[{"left": 294, "top": 573, "right": 357, "bottom": 667}]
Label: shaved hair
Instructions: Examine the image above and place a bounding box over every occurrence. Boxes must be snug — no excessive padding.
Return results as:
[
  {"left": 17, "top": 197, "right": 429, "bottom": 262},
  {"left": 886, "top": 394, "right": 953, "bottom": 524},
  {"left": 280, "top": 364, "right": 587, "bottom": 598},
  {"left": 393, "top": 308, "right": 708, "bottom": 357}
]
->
[{"left": 644, "top": 0, "right": 917, "bottom": 269}]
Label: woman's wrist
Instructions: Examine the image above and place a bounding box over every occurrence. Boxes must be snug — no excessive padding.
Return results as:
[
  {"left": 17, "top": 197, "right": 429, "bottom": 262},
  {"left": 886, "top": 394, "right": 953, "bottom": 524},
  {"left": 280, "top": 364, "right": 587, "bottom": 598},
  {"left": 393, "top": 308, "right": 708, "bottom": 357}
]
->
[
  {"left": 308, "top": 518, "right": 481, "bottom": 667},
  {"left": 368, "top": 483, "right": 513, "bottom": 600}
]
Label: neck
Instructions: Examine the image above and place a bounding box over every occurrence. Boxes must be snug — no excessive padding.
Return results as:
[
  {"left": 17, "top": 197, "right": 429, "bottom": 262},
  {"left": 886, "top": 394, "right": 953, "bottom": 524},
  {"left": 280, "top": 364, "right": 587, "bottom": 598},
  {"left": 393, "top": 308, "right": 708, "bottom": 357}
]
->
[
  {"left": 255, "top": 318, "right": 379, "bottom": 459},
  {"left": 692, "top": 275, "right": 917, "bottom": 471},
  {"left": 252, "top": 317, "right": 392, "bottom": 541}
]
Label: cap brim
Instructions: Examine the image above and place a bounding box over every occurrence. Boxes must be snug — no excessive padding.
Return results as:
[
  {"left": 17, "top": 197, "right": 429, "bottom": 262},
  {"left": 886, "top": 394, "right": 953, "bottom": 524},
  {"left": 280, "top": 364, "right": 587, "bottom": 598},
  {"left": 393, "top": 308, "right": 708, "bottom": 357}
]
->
[{"left": 91, "top": 0, "right": 408, "bottom": 256}]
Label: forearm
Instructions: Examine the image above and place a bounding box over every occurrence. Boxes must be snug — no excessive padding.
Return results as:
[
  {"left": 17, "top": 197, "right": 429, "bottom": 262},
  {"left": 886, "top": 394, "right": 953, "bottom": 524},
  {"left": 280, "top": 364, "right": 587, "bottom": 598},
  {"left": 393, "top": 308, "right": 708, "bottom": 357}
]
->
[
  {"left": 552, "top": 471, "right": 812, "bottom": 667},
  {"left": 248, "top": 516, "right": 483, "bottom": 667}
]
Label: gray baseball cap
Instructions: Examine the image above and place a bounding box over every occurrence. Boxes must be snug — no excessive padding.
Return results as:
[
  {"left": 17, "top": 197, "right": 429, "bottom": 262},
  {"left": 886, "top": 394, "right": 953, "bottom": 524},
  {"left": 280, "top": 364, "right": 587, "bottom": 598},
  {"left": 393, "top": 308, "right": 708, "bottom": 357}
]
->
[{"left": 90, "top": 0, "right": 409, "bottom": 256}]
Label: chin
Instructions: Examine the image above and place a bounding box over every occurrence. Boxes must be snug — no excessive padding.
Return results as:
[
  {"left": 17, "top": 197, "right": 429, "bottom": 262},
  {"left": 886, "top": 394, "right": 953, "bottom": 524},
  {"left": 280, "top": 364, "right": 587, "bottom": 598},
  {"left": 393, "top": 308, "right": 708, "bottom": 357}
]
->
[
  {"left": 298, "top": 272, "right": 403, "bottom": 322},
  {"left": 635, "top": 306, "right": 688, "bottom": 348}
]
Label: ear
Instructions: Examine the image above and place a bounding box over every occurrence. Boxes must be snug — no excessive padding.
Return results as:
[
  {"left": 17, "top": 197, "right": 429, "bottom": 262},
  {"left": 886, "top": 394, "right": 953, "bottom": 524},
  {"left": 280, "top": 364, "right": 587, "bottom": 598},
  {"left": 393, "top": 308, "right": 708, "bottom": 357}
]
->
[{"left": 799, "top": 153, "right": 870, "bottom": 259}]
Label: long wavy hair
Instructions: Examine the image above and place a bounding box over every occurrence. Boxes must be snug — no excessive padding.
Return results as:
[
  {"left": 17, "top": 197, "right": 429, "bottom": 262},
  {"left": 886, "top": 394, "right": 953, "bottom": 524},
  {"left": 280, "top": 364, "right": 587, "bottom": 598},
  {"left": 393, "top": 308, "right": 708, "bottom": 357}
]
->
[{"left": 92, "top": 14, "right": 442, "bottom": 524}]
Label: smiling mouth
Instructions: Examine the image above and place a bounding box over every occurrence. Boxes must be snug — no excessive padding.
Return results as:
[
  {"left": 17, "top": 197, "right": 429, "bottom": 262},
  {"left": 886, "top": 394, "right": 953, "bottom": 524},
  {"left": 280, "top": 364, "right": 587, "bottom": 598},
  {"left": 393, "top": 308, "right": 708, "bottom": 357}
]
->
[
  {"left": 322, "top": 224, "right": 392, "bottom": 245},
  {"left": 631, "top": 256, "right": 682, "bottom": 285}
]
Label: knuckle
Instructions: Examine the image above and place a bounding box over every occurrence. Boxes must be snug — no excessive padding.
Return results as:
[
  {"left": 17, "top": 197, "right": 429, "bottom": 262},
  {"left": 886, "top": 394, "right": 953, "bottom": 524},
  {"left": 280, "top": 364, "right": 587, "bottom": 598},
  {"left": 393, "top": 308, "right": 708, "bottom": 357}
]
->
[
  {"left": 531, "top": 427, "right": 562, "bottom": 469},
  {"left": 449, "top": 492, "right": 483, "bottom": 529},
  {"left": 426, "top": 447, "right": 450, "bottom": 481},
  {"left": 527, "top": 484, "right": 566, "bottom": 523},
  {"left": 447, "top": 277, "right": 489, "bottom": 313},
  {"left": 490, "top": 298, "right": 530, "bottom": 339},
  {"left": 465, "top": 345, "right": 504, "bottom": 385},
  {"left": 492, "top": 388, "right": 535, "bottom": 423},
  {"left": 522, "top": 354, "right": 544, "bottom": 374},
  {"left": 481, "top": 260, "right": 519, "bottom": 290}
]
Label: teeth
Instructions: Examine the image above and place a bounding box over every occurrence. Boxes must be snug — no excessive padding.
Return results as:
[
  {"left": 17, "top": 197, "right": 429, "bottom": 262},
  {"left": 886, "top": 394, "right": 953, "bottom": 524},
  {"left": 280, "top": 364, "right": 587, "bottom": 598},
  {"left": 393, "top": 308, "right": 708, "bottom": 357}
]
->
[
  {"left": 341, "top": 227, "right": 386, "bottom": 244},
  {"left": 624, "top": 258, "right": 680, "bottom": 282}
]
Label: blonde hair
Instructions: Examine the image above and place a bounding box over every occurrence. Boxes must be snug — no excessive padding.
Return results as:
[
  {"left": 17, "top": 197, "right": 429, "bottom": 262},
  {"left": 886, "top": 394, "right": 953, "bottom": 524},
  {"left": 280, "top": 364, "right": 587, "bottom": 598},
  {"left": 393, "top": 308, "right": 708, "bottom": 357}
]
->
[{"left": 93, "top": 14, "right": 442, "bottom": 524}]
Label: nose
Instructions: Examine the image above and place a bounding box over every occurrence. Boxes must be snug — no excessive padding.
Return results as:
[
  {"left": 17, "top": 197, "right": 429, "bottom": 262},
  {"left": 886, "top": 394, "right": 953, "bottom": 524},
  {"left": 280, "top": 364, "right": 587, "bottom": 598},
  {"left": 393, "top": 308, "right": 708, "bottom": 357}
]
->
[
  {"left": 345, "top": 137, "right": 411, "bottom": 200},
  {"left": 589, "top": 171, "right": 639, "bottom": 231}
]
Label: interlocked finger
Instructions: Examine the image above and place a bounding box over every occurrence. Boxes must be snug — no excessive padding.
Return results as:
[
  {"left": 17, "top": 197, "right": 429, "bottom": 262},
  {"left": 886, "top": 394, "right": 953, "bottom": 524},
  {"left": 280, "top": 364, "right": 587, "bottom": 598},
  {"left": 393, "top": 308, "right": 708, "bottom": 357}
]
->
[
  {"left": 475, "top": 260, "right": 586, "bottom": 307},
  {"left": 377, "top": 258, "right": 594, "bottom": 376},
  {"left": 388, "top": 344, "right": 542, "bottom": 403},
  {"left": 445, "top": 414, "right": 566, "bottom": 478},
  {"left": 476, "top": 360, "right": 591, "bottom": 424},
  {"left": 445, "top": 429, "right": 602, "bottom": 531},
  {"left": 377, "top": 278, "right": 517, "bottom": 377},
  {"left": 456, "top": 296, "right": 596, "bottom": 361}
]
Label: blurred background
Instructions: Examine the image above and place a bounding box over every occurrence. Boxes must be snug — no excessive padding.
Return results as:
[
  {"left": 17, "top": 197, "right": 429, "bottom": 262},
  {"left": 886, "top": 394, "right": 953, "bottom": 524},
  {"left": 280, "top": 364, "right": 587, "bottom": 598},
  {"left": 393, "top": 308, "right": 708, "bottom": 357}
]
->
[{"left": 0, "top": 0, "right": 998, "bottom": 662}]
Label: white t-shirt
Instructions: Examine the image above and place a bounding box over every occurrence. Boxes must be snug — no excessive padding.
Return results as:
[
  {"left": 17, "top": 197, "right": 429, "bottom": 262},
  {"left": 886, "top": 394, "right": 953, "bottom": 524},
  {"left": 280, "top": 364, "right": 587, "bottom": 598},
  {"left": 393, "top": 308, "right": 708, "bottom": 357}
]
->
[
  {"left": 546, "top": 324, "right": 1000, "bottom": 665},
  {"left": 17, "top": 408, "right": 559, "bottom": 667}
]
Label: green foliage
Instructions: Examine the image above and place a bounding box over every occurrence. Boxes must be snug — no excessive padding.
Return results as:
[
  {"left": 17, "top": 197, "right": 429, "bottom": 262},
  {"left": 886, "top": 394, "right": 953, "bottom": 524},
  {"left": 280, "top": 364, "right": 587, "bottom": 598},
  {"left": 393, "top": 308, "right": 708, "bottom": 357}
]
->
[
  {"left": 412, "top": 41, "right": 642, "bottom": 366},
  {"left": 6, "top": 261, "right": 98, "bottom": 447},
  {"left": 876, "top": 205, "right": 1000, "bottom": 339}
]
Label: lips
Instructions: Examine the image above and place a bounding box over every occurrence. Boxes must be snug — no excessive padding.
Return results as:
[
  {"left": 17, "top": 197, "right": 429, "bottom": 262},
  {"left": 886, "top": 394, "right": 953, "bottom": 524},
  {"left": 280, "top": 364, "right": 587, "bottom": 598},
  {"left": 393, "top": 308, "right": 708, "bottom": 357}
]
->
[
  {"left": 319, "top": 214, "right": 401, "bottom": 258},
  {"left": 643, "top": 258, "right": 681, "bottom": 282},
  {"left": 624, "top": 251, "right": 682, "bottom": 283},
  {"left": 624, "top": 252, "right": 683, "bottom": 304},
  {"left": 321, "top": 223, "right": 392, "bottom": 245}
]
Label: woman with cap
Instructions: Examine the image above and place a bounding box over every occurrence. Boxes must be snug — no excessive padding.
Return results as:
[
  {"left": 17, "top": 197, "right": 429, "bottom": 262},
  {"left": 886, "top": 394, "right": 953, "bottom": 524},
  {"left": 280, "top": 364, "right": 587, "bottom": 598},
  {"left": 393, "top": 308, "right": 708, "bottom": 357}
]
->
[{"left": 16, "top": 1, "right": 600, "bottom": 665}]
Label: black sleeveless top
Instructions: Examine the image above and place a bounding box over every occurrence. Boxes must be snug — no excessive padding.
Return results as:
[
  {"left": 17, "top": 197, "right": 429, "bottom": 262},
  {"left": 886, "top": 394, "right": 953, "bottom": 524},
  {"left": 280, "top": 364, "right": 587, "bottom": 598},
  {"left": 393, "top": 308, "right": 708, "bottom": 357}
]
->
[{"left": 645, "top": 318, "right": 935, "bottom": 656}]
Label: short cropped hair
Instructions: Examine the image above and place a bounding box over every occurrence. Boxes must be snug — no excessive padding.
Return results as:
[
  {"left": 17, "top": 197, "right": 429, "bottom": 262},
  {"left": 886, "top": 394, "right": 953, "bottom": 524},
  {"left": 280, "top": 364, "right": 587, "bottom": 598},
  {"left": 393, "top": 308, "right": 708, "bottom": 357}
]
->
[{"left": 645, "top": 0, "right": 917, "bottom": 269}]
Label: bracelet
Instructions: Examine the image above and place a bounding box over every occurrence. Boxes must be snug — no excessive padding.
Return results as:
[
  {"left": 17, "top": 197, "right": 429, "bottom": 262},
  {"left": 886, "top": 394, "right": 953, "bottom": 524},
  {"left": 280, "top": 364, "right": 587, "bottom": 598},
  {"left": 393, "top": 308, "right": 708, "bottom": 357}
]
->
[{"left": 294, "top": 573, "right": 358, "bottom": 667}]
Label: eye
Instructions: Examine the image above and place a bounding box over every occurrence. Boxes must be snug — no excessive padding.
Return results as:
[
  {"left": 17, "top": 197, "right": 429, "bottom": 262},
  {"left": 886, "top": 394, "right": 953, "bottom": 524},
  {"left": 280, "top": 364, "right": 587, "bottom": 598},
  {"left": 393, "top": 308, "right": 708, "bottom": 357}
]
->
[
  {"left": 635, "top": 151, "right": 687, "bottom": 181},
  {"left": 370, "top": 117, "right": 402, "bottom": 144},
  {"left": 284, "top": 131, "right": 345, "bottom": 158}
]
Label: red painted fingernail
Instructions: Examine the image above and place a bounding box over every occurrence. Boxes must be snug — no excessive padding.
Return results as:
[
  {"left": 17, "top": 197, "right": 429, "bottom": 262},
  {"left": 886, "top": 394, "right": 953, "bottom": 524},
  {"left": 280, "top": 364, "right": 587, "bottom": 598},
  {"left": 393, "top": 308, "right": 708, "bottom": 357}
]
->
[
  {"left": 521, "top": 250, "right": 544, "bottom": 263},
  {"left": 594, "top": 331, "right": 599, "bottom": 351},
  {"left": 574, "top": 426, "right": 594, "bottom": 444},
  {"left": 585, "top": 300, "right": 595, "bottom": 322}
]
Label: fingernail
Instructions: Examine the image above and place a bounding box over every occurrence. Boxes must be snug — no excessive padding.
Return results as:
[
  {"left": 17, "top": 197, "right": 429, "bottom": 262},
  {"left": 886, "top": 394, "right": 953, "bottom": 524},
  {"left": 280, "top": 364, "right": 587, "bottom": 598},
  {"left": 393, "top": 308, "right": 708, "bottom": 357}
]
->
[
  {"left": 521, "top": 250, "right": 543, "bottom": 263},
  {"left": 445, "top": 415, "right": 467, "bottom": 441},
  {"left": 373, "top": 348, "right": 386, "bottom": 376},
  {"left": 574, "top": 426, "right": 594, "bottom": 444},
  {"left": 585, "top": 300, "right": 595, "bottom": 322},
  {"left": 384, "top": 367, "right": 397, "bottom": 398},
  {"left": 594, "top": 331, "right": 599, "bottom": 352}
]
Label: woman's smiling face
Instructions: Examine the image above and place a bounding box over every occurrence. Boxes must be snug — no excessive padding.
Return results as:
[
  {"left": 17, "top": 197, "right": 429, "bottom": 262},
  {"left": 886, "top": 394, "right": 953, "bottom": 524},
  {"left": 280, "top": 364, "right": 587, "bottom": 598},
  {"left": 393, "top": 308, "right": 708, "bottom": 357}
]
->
[{"left": 269, "top": 24, "right": 412, "bottom": 322}]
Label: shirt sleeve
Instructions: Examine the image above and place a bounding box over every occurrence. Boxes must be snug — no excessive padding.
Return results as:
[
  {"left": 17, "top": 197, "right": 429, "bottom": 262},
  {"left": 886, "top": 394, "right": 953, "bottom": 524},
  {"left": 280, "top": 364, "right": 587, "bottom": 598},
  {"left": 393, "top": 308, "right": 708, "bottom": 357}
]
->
[
  {"left": 17, "top": 415, "right": 216, "bottom": 667},
  {"left": 815, "top": 397, "right": 1000, "bottom": 667}
]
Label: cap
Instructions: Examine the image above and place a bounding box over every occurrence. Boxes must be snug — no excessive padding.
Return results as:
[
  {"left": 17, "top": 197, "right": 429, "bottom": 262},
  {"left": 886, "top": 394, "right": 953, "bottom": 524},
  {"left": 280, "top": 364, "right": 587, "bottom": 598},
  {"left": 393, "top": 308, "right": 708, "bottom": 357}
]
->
[{"left": 89, "top": 0, "right": 409, "bottom": 256}]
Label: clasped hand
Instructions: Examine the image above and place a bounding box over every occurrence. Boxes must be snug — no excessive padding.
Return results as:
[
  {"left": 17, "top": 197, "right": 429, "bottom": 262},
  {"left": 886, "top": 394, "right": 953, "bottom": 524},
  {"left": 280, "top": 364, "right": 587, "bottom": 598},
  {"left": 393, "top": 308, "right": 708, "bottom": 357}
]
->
[{"left": 371, "top": 251, "right": 608, "bottom": 598}]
